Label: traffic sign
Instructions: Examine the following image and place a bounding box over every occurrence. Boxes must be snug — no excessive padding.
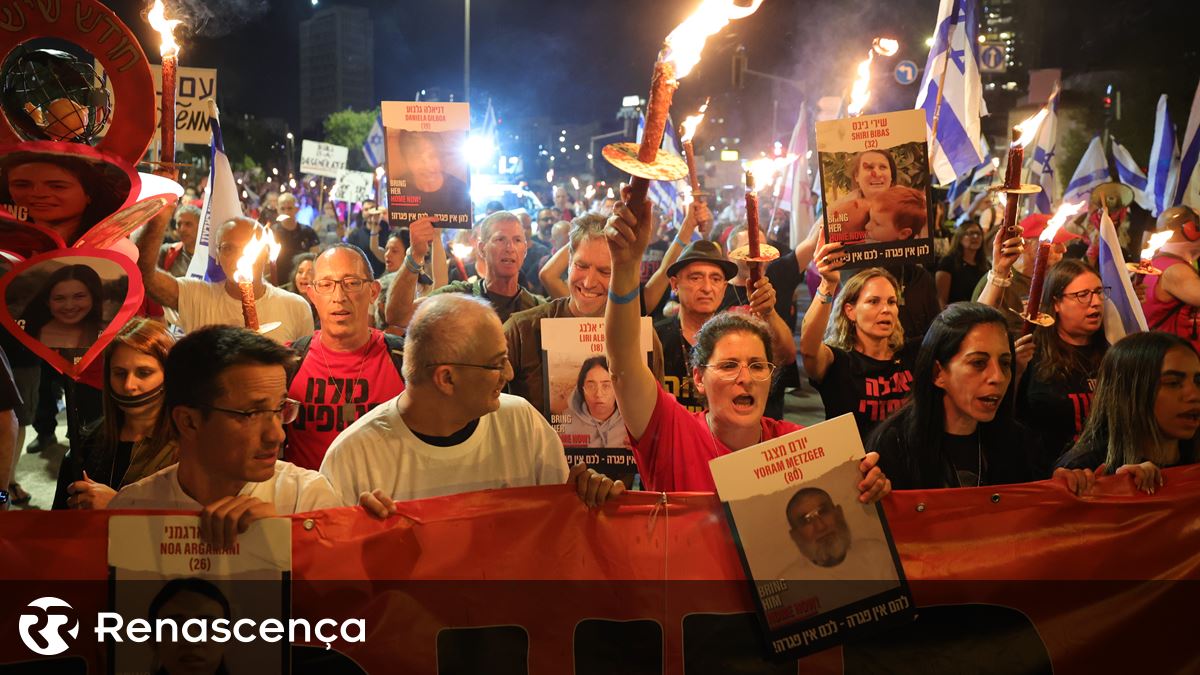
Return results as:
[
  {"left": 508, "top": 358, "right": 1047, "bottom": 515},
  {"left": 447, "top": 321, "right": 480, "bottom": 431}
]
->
[
  {"left": 979, "top": 43, "right": 1007, "bottom": 73},
  {"left": 894, "top": 60, "right": 919, "bottom": 86}
]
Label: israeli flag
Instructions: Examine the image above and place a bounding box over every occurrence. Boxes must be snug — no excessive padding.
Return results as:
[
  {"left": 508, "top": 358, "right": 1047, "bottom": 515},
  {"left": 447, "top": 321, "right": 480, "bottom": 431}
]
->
[
  {"left": 916, "top": 0, "right": 989, "bottom": 185},
  {"left": 1174, "top": 80, "right": 1200, "bottom": 209},
  {"left": 1111, "top": 138, "right": 1154, "bottom": 211},
  {"left": 187, "top": 103, "right": 242, "bottom": 283},
  {"left": 362, "top": 113, "right": 385, "bottom": 168},
  {"left": 1062, "top": 136, "right": 1110, "bottom": 205},
  {"left": 1026, "top": 86, "right": 1060, "bottom": 215},
  {"left": 1097, "top": 207, "right": 1147, "bottom": 344},
  {"left": 1147, "top": 94, "right": 1180, "bottom": 216},
  {"left": 636, "top": 113, "right": 686, "bottom": 227}
]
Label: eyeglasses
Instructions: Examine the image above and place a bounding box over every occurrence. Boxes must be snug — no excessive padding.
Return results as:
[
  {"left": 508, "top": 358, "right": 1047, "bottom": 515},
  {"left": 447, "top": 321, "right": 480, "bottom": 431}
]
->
[
  {"left": 793, "top": 503, "right": 834, "bottom": 529},
  {"left": 1059, "top": 287, "right": 1109, "bottom": 304},
  {"left": 426, "top": 356, "right": 510, "bottom": 372},
  {"left": 312, "top": 277, "right": 371, "bottom": 294},
  {"left": 700, "top": 360, "right": 776, "bottom": 381},
  {"left": 583, "top": 381, "right": 614, "bottom": 395},
  {"left": 204, "top": 398, "right": 300, "bottom": 424}
]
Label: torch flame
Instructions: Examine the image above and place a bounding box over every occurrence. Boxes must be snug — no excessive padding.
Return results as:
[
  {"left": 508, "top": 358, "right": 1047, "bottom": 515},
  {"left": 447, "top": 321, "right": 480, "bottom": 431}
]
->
[
  {"left": 1040, "top": 201, "right": 1086, "bottom": 242},
  {"left": 451, "top": 243, "right": 474, "bottom": 260},
  {"left": 233, "top": 226, "right": 280, "bottom": 284},
  {"left": 846, "top": 38, "right": 897, "bottom": 117},
  {"left": 663, "top": 0, "right": 764, "bottom": 79},
  {"left": 680, "top": 99, "right": 711, "bottom": 143},
  {"left": 872, "top": 37, "right": 899, "bottom": 56},
  {"left": 1141, "top": 230, "right": 1173, "bottom": 261},
  {"left": 1012, "top": 108, "right": 1050, "bottom": 149},
  {"left": 546, "top": 169, "right": 554, "bottom": 183},
  {"left": 744, "top": 155, "right": 799, "bottom": 193},
  {"left": 147, "top": 0, "right": 182, "bottom": 57},
  {"left": 585, "top": 185, "right": 596, "bottom": 200},
  {"left": 570, "top": 176, "right": 580, "bottom": 191},
  {"left": 606, "top": 187, "right": 615, "bottom": 199}
]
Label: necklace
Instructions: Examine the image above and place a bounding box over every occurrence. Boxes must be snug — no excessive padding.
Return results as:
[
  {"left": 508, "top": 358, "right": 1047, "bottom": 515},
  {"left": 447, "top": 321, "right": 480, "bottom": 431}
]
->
[{"left": 317, "top": 334, "right": 372, "bottom": 424}]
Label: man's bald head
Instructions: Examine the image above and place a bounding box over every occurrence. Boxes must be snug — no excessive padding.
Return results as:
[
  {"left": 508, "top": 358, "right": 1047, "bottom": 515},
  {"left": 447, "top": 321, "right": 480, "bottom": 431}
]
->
[
  {"left": 403, "top": 294, "right": 500, "bottom": 385},
  {"left": 314, "top": 243, "right": 374, "bottom": 279}
]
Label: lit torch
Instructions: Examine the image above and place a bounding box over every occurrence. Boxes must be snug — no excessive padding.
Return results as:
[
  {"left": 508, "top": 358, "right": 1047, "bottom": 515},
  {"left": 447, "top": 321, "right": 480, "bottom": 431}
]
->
[
  {"left": 604, "top": 0, "right": 763, "bottom": 209},
  {"left": 995, "top": 108, "right": 1050, "bottom": 240},
  {"left": 147, "top": 0, "right": 182, "bottom": 170},
  {"left": 233, "top": 225, "right": 281, "bottom": 332},
  {"left": 679, "top": 98, "right": 710, "bottom": 202},
  {"left": 846, "top": 38, "right": 899, "bottom": 117},
  {"left": 730, "top": 162, "right": 787, "bottom": 290},
  {"left": 1128, "top": 230, "right": 1172, "bottom": 283},
  {"left": 1023, "top": 200, "right": 1086, "bottom": 333}
]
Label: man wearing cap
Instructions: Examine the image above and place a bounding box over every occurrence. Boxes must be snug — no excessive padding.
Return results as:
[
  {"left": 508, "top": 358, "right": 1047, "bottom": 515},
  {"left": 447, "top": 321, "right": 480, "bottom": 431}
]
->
[
  {"left": 654, "top": 239, "right": 791, "bottom": 412},
  {"left": 975, "top": 213, "right": 1080, "bottom": 334},
  {"left": 1142, "top": 206, "right": 1200, "bottom": 350},
  {"left": 505, "top": 214, "right": 665, "bottom": 413}
]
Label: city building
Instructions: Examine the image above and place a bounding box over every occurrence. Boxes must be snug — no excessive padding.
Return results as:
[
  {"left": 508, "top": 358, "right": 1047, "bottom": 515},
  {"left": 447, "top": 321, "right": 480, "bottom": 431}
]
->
[{"left": 299, "top": 5, "right": 375, "bottom": 134}]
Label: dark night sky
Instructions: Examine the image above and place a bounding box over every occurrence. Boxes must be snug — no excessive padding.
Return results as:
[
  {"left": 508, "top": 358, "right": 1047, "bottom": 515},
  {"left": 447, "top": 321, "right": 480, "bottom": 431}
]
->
[{"left": 102, "top": 0, "right": 1199, "bottom": 143}]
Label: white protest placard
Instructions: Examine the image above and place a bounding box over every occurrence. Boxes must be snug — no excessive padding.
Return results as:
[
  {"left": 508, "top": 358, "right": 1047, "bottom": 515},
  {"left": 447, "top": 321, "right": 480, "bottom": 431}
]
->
[
  {"left": 708, "top": 414, "right": 913, "bottom": 661},
  {"left": 329, "top": 169, "right": 376, "bottom": 203},
  {"left": 380, "top": 101, "right": 473, "bottom": 228},
  {"left": 300, "top": 140, "right": 349, "bottom": 178},
  {"left": 150, "top": 64, "right": 218, "bottom": 145}
]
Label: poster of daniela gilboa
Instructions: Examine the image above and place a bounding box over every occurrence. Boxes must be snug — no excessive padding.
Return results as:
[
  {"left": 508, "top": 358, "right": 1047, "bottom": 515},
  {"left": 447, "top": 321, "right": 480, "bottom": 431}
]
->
[
  {"left": 815, "top": 109, "right": 934, "bottom": 271},
  {"left": 381, "top": 101, "right": 473, "bottom": 229}
]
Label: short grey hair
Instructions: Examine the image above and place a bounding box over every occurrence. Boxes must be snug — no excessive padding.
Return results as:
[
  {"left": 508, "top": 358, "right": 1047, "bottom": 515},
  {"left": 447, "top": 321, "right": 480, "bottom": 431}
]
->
[
  {"left": 478, "top": 210, "right": 522, "bottom": 244},
  {"left": 402, "top": 294, "right": 498, "bottom": 385},
  {"left": 175, "top": 203, "right": 202, "bottom": 221},
  {"left": 569, "top": 213, "right": 608, "bottom": 254}
]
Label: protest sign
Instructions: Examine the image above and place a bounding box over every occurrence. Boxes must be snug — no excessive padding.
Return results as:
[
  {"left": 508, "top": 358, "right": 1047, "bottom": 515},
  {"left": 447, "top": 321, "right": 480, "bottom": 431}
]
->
[
  {"left": 541, "top": 316, "right": 653, "bottom": 482},
  {"left": 150, "top": 64, "right": 218, "bottom": 145},
  {"left": 329, "top": 169, "right": 376, "bottom": 204},
  {"left": 709, "top": 413, "right": 913, "bottom": 660},
  {"left": 300, "top": 140, "right": 349, "bottom": 178},
  {"left": 381, "top": 101, "right": 472, "bottom": 228},
  {"left": 816, "top": 109, "right": 934, "bottom": 270}
]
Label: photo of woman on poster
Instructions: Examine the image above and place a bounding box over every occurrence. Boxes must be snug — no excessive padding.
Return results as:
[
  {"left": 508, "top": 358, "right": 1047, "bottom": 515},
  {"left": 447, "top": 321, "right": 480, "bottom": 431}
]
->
[
  {"left": 20, "top": 263, "right": 104, "bottom": 350},
  {"left": 826, "top": 149, "right": 896, "bottom": 240},
  {"left": 147, "top": 578, "right": 232, "bottom": 675},
  {"left": 391, "top": 130, "right": 469, "bottom": 220},
  {"left": 0, "top": 148, "right": 133, "bottom": 246},
  {"left": 559, "top": 355, "right": 626, "bottom": 448}
]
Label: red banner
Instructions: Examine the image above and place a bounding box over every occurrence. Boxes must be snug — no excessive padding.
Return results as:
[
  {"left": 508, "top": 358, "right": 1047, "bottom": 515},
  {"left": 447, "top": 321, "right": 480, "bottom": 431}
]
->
[{"left": 2, "top": 467, "right": 1198, "bottom": 673}]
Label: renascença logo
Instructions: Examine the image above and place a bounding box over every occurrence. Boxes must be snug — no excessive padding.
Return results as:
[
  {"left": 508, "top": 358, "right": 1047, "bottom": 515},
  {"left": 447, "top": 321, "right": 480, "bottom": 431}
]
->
[{"left": 19, "top": 597, "right": 80, "bottom": 656}]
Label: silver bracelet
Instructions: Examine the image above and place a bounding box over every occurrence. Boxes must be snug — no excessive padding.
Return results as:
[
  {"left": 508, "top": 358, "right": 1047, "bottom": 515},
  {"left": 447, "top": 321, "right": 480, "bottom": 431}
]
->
[{"left": 988, "top": 269, "right": 1013, "bottom": 288}]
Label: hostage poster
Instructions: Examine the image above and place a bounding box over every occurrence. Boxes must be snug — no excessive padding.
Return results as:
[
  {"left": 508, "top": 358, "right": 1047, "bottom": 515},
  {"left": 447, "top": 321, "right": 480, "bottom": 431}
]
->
[
  {"left": 708, "top": 414, "right": 913, "bottom": 661},
  {"left": 541, "top": 316, "right": 653, "bottom": 483},
  {"left": 107, "top": 515, "right": 291, "bottom": 675},
  {"left": 815, "top": 109, "right": 934, "bottom": 270},
  {"left": 381, "top": 101, "right": 472, "bottom": 229}
]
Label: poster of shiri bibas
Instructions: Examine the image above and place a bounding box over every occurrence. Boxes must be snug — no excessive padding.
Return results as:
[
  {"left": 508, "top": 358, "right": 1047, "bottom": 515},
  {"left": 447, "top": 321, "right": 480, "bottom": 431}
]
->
[
  {"left": 541, "top": 316, "right": 653, "bottom": 483},
  {"left": 709, "top": 414, "right": 913, "bottom": 661},
  {"left": 815, "top": 109, "right": 934, "bottom": 271},
  {"left": 381, "top": 101, "right": 472, "bottom": 229}
]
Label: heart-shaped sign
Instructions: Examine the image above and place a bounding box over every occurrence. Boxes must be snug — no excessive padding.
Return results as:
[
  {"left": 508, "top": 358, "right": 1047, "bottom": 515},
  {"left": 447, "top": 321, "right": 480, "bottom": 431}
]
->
[
  {"left": 74, "top": 171, "right": 183, "bottom": 250},
  {"left": 0, "top": 248, "right": 144, "bottom": 379},
  {"left": 0, "top": 211, "right": 64, "bottom": 258}
]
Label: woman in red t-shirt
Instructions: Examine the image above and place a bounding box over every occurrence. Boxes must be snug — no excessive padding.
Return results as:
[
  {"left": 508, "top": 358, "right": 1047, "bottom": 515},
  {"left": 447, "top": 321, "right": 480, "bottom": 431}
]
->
[{"left": 603, "top": 190, "right": 891, "bottom": 500}]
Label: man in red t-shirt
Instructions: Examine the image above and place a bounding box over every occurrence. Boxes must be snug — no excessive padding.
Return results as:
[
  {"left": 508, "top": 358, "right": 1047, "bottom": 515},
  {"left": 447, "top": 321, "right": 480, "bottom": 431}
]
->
[{"left": 286, "top": 245, "right": 405, "bottom": 470}]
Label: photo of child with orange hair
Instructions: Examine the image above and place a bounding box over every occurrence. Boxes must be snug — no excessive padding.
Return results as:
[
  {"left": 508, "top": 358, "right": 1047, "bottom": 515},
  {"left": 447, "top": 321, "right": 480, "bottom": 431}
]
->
[{"left": 863, "top": 186, "right": 927, "bottom": 244}]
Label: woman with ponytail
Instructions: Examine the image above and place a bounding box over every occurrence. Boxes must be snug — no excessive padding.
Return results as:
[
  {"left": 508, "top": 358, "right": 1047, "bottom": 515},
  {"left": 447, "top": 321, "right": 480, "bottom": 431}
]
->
[{"left": 54, "top": 318, "right": 177, "bottom": 509}]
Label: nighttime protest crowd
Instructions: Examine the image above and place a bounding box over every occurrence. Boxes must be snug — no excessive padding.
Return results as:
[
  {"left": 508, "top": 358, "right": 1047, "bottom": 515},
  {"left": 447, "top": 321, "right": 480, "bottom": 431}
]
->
[{"left": 0, "top": 0, "right": 1198, "bottom": 668}]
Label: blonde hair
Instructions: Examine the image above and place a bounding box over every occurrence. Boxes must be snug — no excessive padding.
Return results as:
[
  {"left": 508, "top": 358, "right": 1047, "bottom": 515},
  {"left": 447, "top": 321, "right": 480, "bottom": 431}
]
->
[{"left": 825, "top": 268, "right": 905, "bottom": 353}]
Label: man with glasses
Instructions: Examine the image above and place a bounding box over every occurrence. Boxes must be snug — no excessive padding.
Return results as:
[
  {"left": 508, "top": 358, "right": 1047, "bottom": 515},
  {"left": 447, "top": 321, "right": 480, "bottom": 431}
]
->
[
  {"left": 423, "top": 211, "right": 545, "bottom": 323},
  {"left": 285, "top": 245, "right": 406, "bottom": 470},
  {"left": 321, "top": 294, "right": 623, "bottom": 511},
  {"left": 135, "top": 212, "right": 314, "bottom": 343},
  {"left": 109, "top": 326, "right": 340, "bottom": 548}
]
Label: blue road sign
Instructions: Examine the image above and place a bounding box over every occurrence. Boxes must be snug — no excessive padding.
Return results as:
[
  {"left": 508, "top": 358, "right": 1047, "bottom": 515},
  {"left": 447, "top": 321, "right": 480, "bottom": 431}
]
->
[
  {"left": 979, "top": 43, "right": 1007, "bottom": 73},
  {"left": 894, "top": 60, "right": 918, "bottom": 85}
]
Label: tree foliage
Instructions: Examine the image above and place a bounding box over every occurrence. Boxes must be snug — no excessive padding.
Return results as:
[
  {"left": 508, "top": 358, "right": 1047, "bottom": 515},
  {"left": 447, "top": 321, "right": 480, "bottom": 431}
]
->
[{"left": 323, "top": 108, "right": 379, "bottom": 171}]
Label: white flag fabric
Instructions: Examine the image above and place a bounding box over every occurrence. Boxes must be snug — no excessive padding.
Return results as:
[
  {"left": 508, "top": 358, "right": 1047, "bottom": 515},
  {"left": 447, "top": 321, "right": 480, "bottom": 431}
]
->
[
  {"left": 187, "top": 104, "right": 243, "bottom": 283},
  {"left": 1025, "top": 86, "right": 1060, "bottom": 215},
  {"left": 778, "top": 103, "right": 815, "bottom": 245},
  {"left": 1111, "top": 138, "right": 1154, "bottom": 212},
  {"left": 1148, "top": 94, "right": 1180, "bottom": 216},
  {"left": 916, "top": 0, "right": 989, "bottom": 185},
  {"left": 1174, "top": 80, "right": 1200, "bottom": 209},
  {"left": 1097, "top": 207, "right": 1147, "bottom": 344},
  {"left": 1062, "top": 136, "right": 1110, "bottom": 205},
  {"left": 636, "top": 113, "right": 687, "bottom": 228},
  {"left": 362, "top": 114, "right": 384, "bottom": 168}
]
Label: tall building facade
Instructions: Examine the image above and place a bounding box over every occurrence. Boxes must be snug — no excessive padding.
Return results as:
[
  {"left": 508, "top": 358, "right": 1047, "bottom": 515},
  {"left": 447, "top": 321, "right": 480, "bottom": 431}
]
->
[{"left": 299, "top": 5, "right": 374, "bottom": 134}]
